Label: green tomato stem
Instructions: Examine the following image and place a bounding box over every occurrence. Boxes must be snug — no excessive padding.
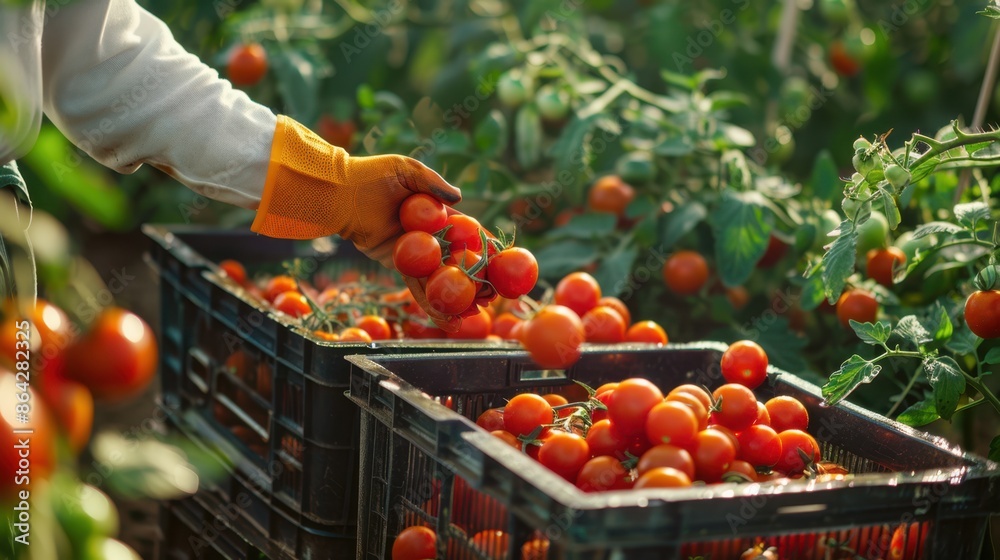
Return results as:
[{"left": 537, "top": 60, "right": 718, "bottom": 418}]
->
[
  {"left": 886, "top": 363, "right": 923, "bottom": 418},
  {"left": 962, "top": 372, "right": 1000, "bottom": 417},
  {"left": 910, "top": 126, "right": 1000, "bottom": 171}
]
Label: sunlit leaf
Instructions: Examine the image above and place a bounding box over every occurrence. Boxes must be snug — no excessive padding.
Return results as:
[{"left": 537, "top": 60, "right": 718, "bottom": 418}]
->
[{"left": 824, "top": 355, "right": 881, "bottom": 405}]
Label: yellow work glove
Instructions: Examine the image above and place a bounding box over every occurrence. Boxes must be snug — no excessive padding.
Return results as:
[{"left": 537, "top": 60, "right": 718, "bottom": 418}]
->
[{"left": 252, "top": 115, "right": 463, "bottom": 331}]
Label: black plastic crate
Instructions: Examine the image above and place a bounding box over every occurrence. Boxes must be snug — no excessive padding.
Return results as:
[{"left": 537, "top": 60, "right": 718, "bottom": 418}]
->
[
  {"left": 160, "top": 492, "right": 271, "bottom": 560},
  {"left": 346, "top": 344, "right": 1000, "bottom": 559},
  {"left": 162, "top": 411, "right": 356, "bottom": 560},
  {"left": 144, "top": 224, "right": 512, "bottom": 535}
]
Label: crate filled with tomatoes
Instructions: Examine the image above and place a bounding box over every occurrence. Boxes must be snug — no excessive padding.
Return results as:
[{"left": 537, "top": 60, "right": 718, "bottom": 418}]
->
[
  {"left": 143, "top": 206, "right": 538, "bottom": 540},
  {"left": 346, "top": 343, "right": 1000, "bottom": 559}
]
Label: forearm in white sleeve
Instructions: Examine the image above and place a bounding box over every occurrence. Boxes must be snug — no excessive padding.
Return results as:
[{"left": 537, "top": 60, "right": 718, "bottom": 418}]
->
[{"left": 40, "top": 0, "right": 277, "bottom": 208}]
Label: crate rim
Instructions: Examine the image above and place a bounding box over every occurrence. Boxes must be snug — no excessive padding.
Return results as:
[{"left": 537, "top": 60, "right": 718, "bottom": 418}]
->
[{"left": 345, "top": 343, "right": 1000, "bottom": 511}]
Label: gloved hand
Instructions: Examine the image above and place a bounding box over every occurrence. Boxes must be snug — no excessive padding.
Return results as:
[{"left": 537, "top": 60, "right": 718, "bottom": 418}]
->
[{"left": 252, "top": 116, "right": 463, "bottom": 331}]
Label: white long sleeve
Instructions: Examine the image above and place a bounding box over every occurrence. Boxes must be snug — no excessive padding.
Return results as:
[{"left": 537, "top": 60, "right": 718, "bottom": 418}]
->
[{"left": 1, "top": 0, "right": 277, "bottom": 208}]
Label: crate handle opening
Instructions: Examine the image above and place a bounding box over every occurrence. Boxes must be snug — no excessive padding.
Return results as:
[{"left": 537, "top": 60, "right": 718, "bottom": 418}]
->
[{"left": 517, "top": 368, "right": 568, "bottom": 382}]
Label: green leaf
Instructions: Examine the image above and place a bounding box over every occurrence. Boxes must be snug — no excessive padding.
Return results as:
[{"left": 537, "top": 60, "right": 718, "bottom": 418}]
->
[
  {"left": 22, "top": 126, "right": 129, "bottom": 229},
  {"left": 515, "top": 104, "right": 543, "bottom": 169},
  {"left": 878, "top": 186, "right": 901, "bottom": 230},
  {"left": 990, "top": 435, "right": 1000, "bottom": 463},
  {"left": 357, "top": 84, "right": 376, "bottom": 109},
  {"left": 909, "top": 155, "right": 941, "bottom": 183},
  {"left": 548, "top": 213, "right": 617, "bottom": 240},
  {"left": 896, "top": 315, "right": 932, "bottom": 347},
  {"left": 654, "top": 135, "right": 695, "bottom": 156},
  {"left": 954, "top": 201, "right": 991, "bottom": 229},
  {"left": 798, "top": 272, "right": 827, "bottom": 312},
  {"left": 810, "top": 150, "right": 840, "bottom": 202},
  {"left": 271, "top": 47, "right": 320, "bottom": 124},
  {"left": 821, "top": 221, "right": 859, "bottom": 303},
  {"left": 923, "top": 356, "right": 966, "bottom": 420},
  {"left": 593, "top": 245, "right": 639, "bottom": 298},
  {"left": 711, "top": 190, "right": 773, "bottom": 287},
  {"left": 912, "top": 222, "right": 964, "bottom": 239},
  {"left": 534, "top": 239, "right": 599, "bottom": 279},
  {"left": 714, "top": 123, "right": 756, "bottom": 149},
  {"left": 946, "top": 325, "right": 980, "bottom": 355},
  {"left": 896, "top": 393, "right": 940, "bottom": 427},
  {"left": 932, "top": 304, "right": 954, "bottom": 342},
  {"left": 850, "top": 320, "right": 892, "bottom": 346},
  {"left": 708, "top": 91, "right": 750, "bottom": 111},
  {"left": 661, "top": 68, "right": 725, "bottom": 90},
  {"left": 659, "top": 201, "right": 707, "bottom": 249},
  {"left": 983, "top": 347, "right": 1000, "bottom": 365},
  {"left": 823, "top": 355, "right": 882, "bottom": 405},
  {"left": 551, "top": 115, "right": 599, "bottom": 202},
  {"left": 474, "top": 110, "right": 508, "bottom": 158}
]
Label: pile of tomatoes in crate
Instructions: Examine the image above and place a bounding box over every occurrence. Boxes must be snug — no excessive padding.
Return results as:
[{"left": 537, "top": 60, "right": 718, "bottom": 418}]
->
[{"left": 216, "top": 193, "right": 670, "bottom": 369}]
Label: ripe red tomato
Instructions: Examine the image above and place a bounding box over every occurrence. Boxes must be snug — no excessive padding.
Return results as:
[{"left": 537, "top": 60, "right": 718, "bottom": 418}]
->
[
  {"left": 400, "top": 193, "right": 448, "bottom": 234},
  {"left": 889, "top": 523, "right": 925, "bottom": 560},
  {"left": 636, "top": 444, "right": 695, "bottom": 479},
  {"left": 667, "top": 384, "right": 712, "bottom": 411},
  {"left": 607, "top": 378, "right": 664, "bottom": 437},
  {"left": 393, "top": 231, "right": 443, "bottom": 279},
  {"left": 725, "top": 286, "right": 750, "bottom": 310},
  {"left": 721, "top": 340, "right": 769, "bottom": 389},
  {"left": 764, "top": 396, "right": 809, "bottom": 432},
  {"left": 521, "top": 538, "right": 550, "bottom": 560},
  {"left": 866, "top": 247, "right": 906, "bottom": 287},
  {"left": 576, "top": 455, "right": 630, "bottom": 492},
  {"left": 273, "top": 291, "right": 312, "bottom": 318},
  {"left": 486, "top": 248, "right": 538, "bottom": 299},
  {"left": 0, "top": 367, "right": 56, "bottom": 500},
  {"left": 503, "top": 394, "right": 553, "bottom": 437},
  {"left": 755, "top": 401, "right": 771, "bottom": 425},
  {"left": 521, "top": 305, "right": 585, "bottom": 369},
  {"left": 476, "top": 408, "right": 505, "bottom": 431},
  {"left": 471, "top": 530, "right": 510, "bottom": 558},
  {"left": 775, "top": 429, "right": 820, "bottom": 473},
  {"left": 64, "top": 308, "right": 157, "bottom": 401},
  {"left": 391, "top": 526, "right": 436, "bottom": 560},
  {"left": 537, "top": 431, "right": 590, "bottom": 481},
  {"left": 443, "top": 214, "right": 485, "bottom": 253},
  {"left": 693, "top": 429, "right": 737, "bottom": 483},
  {"left": 263, "top": 275, "right": 298, "bottom": 303},
  {"left": 41, "top": 377, "right": 94, "bottom": 454},
  {"left": 664, "top": 391, "right": 709, "bottom": 430},
  {"left": 313, "top": 330, "right": 340, "bottom": 342},
  {"left": 581, "top": 305, "right": 627, "bottom": 343},
  {"left": 585, "top": 419, "right": 628, "bottom": 458},
  {"left": 425, "top": 265, "right": 476, "bottom": 315},
  {"left": 634, "top": 466, "right": 691, "bottom": 489},
  {"left": 645, "top": 401, "right": 698, "bottom": 450},
  {"left": 491, "top": 430, "right": 521, "bottom": 449},
  {"left": 710, "top": 384, "right": 758, "bottom": 432},
  {"left": 707, "top": 424, "right": 740, "bottom": 455},
  {"left": 448, "top": 308, "right": 492, "bottom": 339},
  {"left": 829, "top": 40, "right": 860, "bottom": 77},
  {"left": 625, "top": 320, "right": 668, "bottom": 344},
  {"left": 1, "top": 299, "right": 74, "bottom": 373},
  {"left": 591, "top": 389, "right": 614, "bottom": 423},
  {"left": 587, "top": 175, "right": 636, "bottom": 217},
  {"left": 836, "top": 288, "right": 878, "bottom": 328},
  {"left": 491, "top": 313, "right": 522, "bottom": 340},
  {"left": 356, "top": 315, "right": 392, "bottom": 340},
  {"left": 737, "top": 424, "right": 782, "bottom": 467},
  {"left": 756, "top": 235, "right": 788, "bottom": 268},
  {"left": 722, "top": 459, "right": 759, "bottom": 482},
  {"left": 965, "top": 290, "right": 1000, "bottom": 339},
  {"left": 554, "top": 272, "right": 601, "bottom": 317},
  {"left": 663, "top": 251, "right": 709, "bottom": 295},
  {"left": 227, "top": 43, "right": 268, "bottom": 86},
  {"left": 219, "top": 259, "right": 248, "bottom": 285},
  {"left": 596, "top": 296, "right": 630, "bottom": 326},
  {"left": 339, "top": 327, "right": 373, "bottom": 343}
]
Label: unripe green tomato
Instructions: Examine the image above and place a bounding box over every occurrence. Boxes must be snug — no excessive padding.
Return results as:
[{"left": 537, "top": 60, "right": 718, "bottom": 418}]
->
[
  {"left": 615, "top": 151, "right": 657, "bottom": 184},
  {"left": 885, "top": 164, "right": 910, "bottom": 190},
  {"left": 853, "top": 137, "right": 871, "bottom": 152},
  {"left": 842, "top": 197, "right": 864, "bottom": 218},
  {"left": 852, "top": 151, "right": 881, "bottom": 176},
  {"left": 896, "top": 231, "right": 936, "bottom": 262},
  {"left": 820, "top": 0, "right": 854, "bottom": 24},
  {"left": 855, "top": 210, "right": 889, "bottom": 255},
  {"left": 497, "top": 70, "right": 533, "bottom": 108},
  {"left": 53, "top": 479, "right": 119, "bottom": 546},
  {"left": 795, "top": 223, "right": 817, "bottom": 254},
  {"left": 535, "top": 85, "right": 571, "bottom": 121},
  {"left": 78, "top": 537, "right": 142, "bottom": 560}
]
